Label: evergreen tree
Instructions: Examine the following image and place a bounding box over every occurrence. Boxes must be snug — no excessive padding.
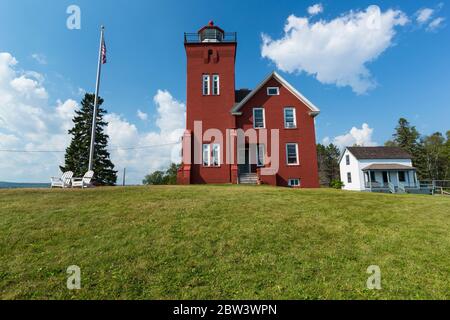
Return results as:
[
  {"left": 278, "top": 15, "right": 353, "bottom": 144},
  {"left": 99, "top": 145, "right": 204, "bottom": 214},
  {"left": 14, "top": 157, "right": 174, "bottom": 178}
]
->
[
  {"left": 60, "top": 93, "right": 117, "bottom": 185},
  {"left": 317, "top": 143, "right": 341, "bottom": 186},
  {"left": 385, "top": 118, "right": 425, "bottom": 178}
]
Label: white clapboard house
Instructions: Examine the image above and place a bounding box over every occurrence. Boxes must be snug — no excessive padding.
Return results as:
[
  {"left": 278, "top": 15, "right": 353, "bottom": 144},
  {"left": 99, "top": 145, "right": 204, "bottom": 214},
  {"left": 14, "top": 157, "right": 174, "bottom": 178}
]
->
[{"left": 339, "top": 147, "right": 420, "bottom": 193}]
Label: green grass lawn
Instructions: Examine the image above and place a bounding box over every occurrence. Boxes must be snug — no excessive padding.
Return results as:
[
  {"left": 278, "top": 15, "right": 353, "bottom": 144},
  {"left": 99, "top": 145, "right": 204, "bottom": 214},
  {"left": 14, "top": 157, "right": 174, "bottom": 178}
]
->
[{"left": 0, "top": 185, "right": 449, "bottom": 300}]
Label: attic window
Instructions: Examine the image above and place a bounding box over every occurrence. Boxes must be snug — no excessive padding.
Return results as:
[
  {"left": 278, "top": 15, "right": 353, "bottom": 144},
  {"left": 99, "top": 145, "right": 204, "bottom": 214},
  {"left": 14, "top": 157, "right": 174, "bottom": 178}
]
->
[{"left": 267, "top": 87, "right": 279, "bottom": 96}]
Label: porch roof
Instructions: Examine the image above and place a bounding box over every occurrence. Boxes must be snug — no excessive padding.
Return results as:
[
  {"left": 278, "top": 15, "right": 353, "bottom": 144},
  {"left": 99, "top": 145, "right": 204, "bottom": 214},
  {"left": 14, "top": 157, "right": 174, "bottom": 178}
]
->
[{"left": 362, "top": 163, "right": 416, "bottom": 171}]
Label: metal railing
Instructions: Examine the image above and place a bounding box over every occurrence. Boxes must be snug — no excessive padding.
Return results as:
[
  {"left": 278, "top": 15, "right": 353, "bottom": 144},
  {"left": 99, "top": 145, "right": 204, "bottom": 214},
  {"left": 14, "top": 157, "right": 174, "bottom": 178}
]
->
[{"left": 184, "top": 32, "right": 237, "bottom": 43}]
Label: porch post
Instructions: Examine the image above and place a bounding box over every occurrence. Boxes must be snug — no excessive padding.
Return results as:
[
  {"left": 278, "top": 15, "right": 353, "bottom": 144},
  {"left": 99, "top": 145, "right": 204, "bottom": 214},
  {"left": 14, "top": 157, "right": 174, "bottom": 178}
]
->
[
  {"left": 368, "top": 170, "right": 372, "bottom": 192},
  {"left": 414, "top": 171, "right": 419, "bottom": 188}
]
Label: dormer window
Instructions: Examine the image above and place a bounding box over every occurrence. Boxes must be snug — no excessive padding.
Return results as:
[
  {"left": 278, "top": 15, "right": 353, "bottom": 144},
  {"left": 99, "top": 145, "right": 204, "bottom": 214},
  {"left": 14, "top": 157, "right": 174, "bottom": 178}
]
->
[
  {"left": 202, "top": 74, "right": 210, "bottom": 95},
  {"left": 267, "top": 87, "right": 279, "bottom": 96}
]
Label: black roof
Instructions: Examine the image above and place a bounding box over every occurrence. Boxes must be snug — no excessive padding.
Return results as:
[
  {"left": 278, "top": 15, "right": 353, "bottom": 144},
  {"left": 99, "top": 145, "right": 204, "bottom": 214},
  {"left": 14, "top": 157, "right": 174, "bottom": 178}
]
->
[
  {"left": 347, "top": 147, "right": 412, "bottom": 160},
  {"left": 235, "top": 89, "right": 252, "bottom": 103}
]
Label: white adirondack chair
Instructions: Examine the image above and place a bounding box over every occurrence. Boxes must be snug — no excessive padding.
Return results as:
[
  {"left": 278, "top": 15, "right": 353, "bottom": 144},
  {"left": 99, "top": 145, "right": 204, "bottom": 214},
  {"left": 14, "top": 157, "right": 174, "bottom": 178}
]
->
[
  {"left": 71, "top": 171, "right": 94, "bottom": 188},
  {"left": 51, "top": 171, "right": 74, "bottom": 188}
]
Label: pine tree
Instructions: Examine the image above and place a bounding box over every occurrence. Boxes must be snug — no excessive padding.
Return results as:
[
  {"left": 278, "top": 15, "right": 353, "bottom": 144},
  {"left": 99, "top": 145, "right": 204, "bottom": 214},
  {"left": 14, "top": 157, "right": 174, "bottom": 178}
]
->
[
  {"left": 385, "top": 118, "right": 426, "bottom": 178},
  {"left": 60, "top": 93, "right": 117, "bottom": 185},
  {"left": 317, "top": 143, "right": 341, "bottom": 186}
]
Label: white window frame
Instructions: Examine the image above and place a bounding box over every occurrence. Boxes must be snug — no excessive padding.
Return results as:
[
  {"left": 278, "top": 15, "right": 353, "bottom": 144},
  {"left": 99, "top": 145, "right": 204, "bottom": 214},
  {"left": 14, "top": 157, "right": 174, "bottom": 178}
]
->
[
  {"left": 347, "top": 172, "right": 352, "bottom": 184},
  {"left": 203, "top": 144, "right": 211, "bottom": 166},
  {"left": 267, "top": 87, "right": 280, "bottom": 96},
  {"left": 284, "top": 107, "right": 297, "bottom": 129},
  {"left": 256, "top": 144, "right": 265, "bottom": 167},
  {"left": 212, "top": 74, "right": 220, "bottom": 95},
  {"left": 253, "top": 108, "right": 265, "bottom": 129},
  {"left": 346, "top": 155, "right": 350, "bottom": 166},
  {"left": 202, "top": 74, "right": 210, "bottom": 96},
  {"left": 288, "top": 179, "right": 301, "bottom": 187},
  {"left": 203, "top": 143, "right": 220, "bottom": 167},
  {"left": 211, "top": 143, "right": 220, "bottom": 167},
  {"left": 286, "top": 143, "right": 299, "bottom": 166}
]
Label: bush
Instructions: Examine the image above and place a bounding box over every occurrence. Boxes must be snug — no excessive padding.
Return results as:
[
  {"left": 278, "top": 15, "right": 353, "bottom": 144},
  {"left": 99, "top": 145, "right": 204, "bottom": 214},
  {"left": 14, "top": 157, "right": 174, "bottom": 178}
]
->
[
  {"left": 142, "top": 163, "right": 180, "bottom": 185},
  {"left": 330, "top": 180, "right": 345, "bottom": 189}
]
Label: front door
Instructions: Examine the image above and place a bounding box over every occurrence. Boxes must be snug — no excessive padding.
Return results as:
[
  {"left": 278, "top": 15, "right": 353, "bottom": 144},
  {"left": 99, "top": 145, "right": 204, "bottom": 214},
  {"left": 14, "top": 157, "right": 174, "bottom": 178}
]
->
[
  {"left": 238, "top": 146, "right": 250, "bottom": 175},
  {"left": 382, "top": 171, "right": 389, "bottom": 185}
]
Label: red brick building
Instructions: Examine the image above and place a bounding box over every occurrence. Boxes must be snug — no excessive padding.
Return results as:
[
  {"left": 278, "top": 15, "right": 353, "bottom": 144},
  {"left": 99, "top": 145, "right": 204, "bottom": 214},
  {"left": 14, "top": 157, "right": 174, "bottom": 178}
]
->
[{"left": 177, "top": 22, "right": 320, "bottom": 188}]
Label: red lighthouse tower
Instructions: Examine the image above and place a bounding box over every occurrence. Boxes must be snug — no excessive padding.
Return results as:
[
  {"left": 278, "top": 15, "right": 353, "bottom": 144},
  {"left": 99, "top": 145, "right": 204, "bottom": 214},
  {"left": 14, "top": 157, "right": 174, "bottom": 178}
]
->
[{"left": 178, "top": 22, "right": 238, "bottom": 184}]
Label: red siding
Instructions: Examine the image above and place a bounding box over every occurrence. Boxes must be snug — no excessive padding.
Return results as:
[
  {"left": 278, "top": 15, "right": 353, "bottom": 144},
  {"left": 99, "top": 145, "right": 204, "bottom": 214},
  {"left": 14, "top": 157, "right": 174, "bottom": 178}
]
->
[
  {"left": 178, "top": 26, "right": 320, "bottom": 188},
  {"left": 185, "top": 43, "right": 236, "bottom": 184},
  {"left": 235, "top": 78, "right": 320, "bottom": 188}
]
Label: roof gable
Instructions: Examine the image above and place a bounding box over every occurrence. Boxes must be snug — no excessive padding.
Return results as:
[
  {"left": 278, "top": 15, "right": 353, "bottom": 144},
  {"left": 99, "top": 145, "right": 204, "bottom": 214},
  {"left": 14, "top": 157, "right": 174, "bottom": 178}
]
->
[
  {"left": 346, "top": 147, "right": 412, "bottom": 160},
  {"left": 231, "top": 71, "right": 320, "bottom": 116}
]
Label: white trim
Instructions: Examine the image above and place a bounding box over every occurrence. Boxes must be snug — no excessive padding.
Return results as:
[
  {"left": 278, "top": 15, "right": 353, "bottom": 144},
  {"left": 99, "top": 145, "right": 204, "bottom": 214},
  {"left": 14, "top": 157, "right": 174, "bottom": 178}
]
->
[
  {"left": 212, "top": 74, "right": 220, "bottom": 96},
  {"left": 286, "top": 143, "right": 299, "bottom": 166},
  {"left": 253, "top": 107, "right": 265, "bottom": 129},
  {"left": 231, "top": 71, "right": 320, "bottom": 116},
  {"left": 284, "top": 107, "right": 297, "bottom": 129},
  {"left": 267, "top": 87, "right": 280, "bottom": 96},
  {"left": 202, "top": 74, "right": 210, "bottom": 96}
]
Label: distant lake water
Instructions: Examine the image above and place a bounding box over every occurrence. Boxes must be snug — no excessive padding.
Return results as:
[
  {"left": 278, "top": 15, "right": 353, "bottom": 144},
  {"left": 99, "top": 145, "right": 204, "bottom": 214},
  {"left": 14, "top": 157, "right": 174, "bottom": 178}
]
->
[{"left": 0, "top": 182, "right": 50, "bottom": 189}]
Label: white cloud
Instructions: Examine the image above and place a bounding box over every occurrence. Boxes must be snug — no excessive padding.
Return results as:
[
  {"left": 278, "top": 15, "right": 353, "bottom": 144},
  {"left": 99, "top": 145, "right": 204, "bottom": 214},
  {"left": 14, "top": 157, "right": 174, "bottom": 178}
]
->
[
  {"left": 324, "top": 123, "right": 377, "bottom": 150},
  {"left": 261, "top": 5, "right": 409, "bottom": 94},
  {"left": 308, "top": 4, "right": 323, "bottom": 16},
  {"left": 105, "top": 90, "right": 185, "bottom": 184},
  {"left": 427, "top": 17, "right": 445, "bottom": 31},
  {"left": 137, "top": 109, "right": 148, "bottom": 121},
  {"left": 0, "top": 52, "right": 77, "bottom": 182},
  {"left": 416, "top": 8, "right": 434, "bottom": 24},
  {"left": 31, "top": 53, "right": 47, "bottom": 65}
]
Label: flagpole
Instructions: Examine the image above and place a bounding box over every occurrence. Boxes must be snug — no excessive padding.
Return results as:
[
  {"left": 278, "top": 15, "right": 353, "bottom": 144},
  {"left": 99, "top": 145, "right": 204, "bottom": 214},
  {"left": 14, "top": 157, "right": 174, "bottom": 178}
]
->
[{"left": 88, "top": 25, "right": 105, "bottom": 172}]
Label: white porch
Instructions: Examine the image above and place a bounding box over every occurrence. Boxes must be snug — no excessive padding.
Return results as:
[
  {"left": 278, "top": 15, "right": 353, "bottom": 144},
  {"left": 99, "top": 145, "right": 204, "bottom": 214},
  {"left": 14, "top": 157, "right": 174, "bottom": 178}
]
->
[{"left": 362, "top": 164, "right": 419, "bottom": 193}]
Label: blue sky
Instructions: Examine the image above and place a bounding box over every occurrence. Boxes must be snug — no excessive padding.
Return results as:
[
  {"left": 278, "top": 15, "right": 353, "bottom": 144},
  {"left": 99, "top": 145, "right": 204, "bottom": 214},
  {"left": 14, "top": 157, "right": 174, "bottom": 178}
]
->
[{"left": 0, "top": 0, "right": 449, "bottom": 183}]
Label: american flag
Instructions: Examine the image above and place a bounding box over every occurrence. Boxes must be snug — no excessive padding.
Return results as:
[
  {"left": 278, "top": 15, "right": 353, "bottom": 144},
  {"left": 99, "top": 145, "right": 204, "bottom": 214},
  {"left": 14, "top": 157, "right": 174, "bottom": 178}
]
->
[{"left": 101, "top": 38, "right": 107, "bottom": 64}]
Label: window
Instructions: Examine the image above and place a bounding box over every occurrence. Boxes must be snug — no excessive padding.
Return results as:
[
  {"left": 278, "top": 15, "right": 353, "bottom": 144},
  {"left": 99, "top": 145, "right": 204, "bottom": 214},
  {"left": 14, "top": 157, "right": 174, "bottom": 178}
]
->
[
  {"left": 267, "top": 87, "right": 279, "bottom": 96},
  {"left": 212, "top": 144, "right": 220, "bottom": 166},
  {"left": 256, "top": 144, "right": 265, "bottom": 167},
  {"left": 284, "top": 108, "right": 296, "bottom": 128},
  {"left": 346, "top": 155, "right": 350, "bottom": 166},
  {"left": 347, "top": 172, "right": 352, "bottom": 184},
  {"left": 202, "top": 74, "right": 210, "bottom": 95},
  {"left": 253, "top": 108, "right": 265, "bottom": 128},
  {"left": 203, "top": 143, "right": 220, "bottom": 167},
  {"left": 203, "top": 144, "right": 210, "bottom": 166},
  {"left": 288, "top": 179, "right": 301, "bottom": 187},
  {"left": 212, "top": 75, "right": 220, "bottom": 95},
  {"left": 286, "top": 143, "right": 299, "bottom": 165},
  {"left": 399, "top": 171, "right": 406, "bottom": 182}
]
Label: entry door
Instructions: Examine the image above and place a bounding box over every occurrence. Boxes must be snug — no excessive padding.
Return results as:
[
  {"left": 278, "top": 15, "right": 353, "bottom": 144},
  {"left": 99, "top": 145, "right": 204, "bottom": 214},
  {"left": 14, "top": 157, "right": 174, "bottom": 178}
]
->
[{"left": 238, "top": 147, "right": 250, "bottom": 174}]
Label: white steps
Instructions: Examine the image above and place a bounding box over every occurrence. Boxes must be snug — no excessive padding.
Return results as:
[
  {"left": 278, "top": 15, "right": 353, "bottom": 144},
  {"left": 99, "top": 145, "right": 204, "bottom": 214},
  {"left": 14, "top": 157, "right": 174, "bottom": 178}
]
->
[{"left": 239, "top": 173, "right": 258, "bottom": 185}]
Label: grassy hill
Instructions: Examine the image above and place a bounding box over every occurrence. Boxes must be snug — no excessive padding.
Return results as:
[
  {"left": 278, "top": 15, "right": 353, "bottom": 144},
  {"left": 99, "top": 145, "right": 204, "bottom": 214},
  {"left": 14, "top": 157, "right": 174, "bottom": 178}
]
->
[{"left": 0, "top": 185, "right": 449, "bottom": 300}]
